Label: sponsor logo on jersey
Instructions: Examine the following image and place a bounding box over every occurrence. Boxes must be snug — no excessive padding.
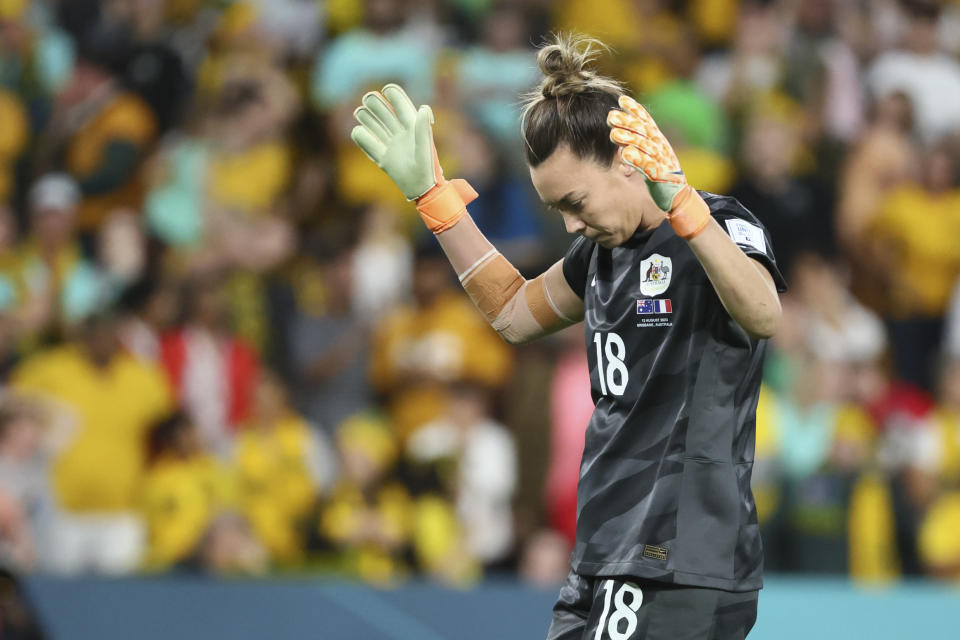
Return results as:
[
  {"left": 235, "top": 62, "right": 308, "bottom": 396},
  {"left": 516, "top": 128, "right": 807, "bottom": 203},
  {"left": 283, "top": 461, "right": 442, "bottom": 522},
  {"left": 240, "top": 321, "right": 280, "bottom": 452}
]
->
[
  {"left": 640, "top": 253, "right": 671, "bottom": 296},
  {"left": 637, "top": 299, "right": 672, "bottom": 314}
]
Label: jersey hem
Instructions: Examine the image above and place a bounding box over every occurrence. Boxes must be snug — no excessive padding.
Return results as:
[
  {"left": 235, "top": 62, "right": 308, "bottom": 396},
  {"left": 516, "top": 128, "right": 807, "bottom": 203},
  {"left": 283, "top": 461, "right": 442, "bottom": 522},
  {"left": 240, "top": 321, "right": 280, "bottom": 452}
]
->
[{"left": 572, "top": 560, "right": 764, "bottom": 592}]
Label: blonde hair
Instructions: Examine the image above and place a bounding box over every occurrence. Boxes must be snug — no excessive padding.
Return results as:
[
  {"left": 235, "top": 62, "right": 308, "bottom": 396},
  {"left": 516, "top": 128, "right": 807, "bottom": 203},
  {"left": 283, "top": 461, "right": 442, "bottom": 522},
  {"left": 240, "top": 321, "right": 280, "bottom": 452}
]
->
[{"left": 520, "top": 33, "right": 625, "bottom": 167}]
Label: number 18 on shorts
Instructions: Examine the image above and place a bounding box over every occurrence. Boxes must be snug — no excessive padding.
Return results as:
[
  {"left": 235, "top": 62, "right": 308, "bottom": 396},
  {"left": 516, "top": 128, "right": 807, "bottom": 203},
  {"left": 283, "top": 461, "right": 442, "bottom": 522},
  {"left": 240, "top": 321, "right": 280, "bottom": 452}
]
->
[{"left": 547, "top": 573, "right": 759, "bottom": 640}]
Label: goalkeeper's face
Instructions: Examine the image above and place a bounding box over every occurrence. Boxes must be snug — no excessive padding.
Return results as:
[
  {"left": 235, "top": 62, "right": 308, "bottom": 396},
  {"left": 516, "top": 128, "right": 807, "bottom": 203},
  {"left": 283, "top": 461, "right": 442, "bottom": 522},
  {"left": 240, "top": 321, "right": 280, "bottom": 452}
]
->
[{"left": 531, "top": 144, "right": 658, "bottom": 249}]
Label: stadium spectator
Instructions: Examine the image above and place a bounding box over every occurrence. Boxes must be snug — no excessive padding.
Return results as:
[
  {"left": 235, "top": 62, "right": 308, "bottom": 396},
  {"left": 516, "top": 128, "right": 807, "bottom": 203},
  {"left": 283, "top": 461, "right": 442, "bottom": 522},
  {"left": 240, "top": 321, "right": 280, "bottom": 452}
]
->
[
  {"left": 758, "top": 350, "right": 876, "bottom": 573},
  {"left": 369, "top": 242, "right": 512, "bottom": 442},
  {"left": 866, "top": 2, "right": 960, "bottom": 145},
  {"left": 19, "top": 173, "right": 109, "bottom": 338},
  {"left": 455, "top": 3, "right": 538, "bottom": 149},
  {"left": 311, "top": 0, "right": 437, "bottom": 111},
  {"left": 233, "top": 372, "right": 336, "bottom": 565},
  {"left": 917, "top": 488, "right": 960, "bottom": 580},
  {"left": 188, "top": 511, "right": 268, "bottom": 576},
  {"left": 0, "top": 87, "right": 29, "bottom": 204},
  {"left": 314, "top": 0, "right": 440, "bottom": 211},
  {"left": 116, "top": 273, "right": 179, "bottom": 364},
  {"left": 407, "top": 381, "right": 517, "bottom": 569},
  {"left": 316, "top": 412, "right": 412, "bottom": 584},
  {"left": 139, "top": 412, "right": 236, "bottom": 570},
  {"left": 0, "top": 395, "right": 65, "bottom": 572},
  {"left": 865, "top": 142, "right": 960, "bottom": 390},
  {"left": 729, "top": 101, "right": 833, "bottom": 276},
  {"left": 160, "top": 270, "right": 259, "bottom": 457},
  {"left": 11, "top": 310, "right": 172, "bottom": 574},
  {"left": 837, "top": 90, "right": 918, "bottom": 311},
  {"left": 286, "top": 232, "right": 374, "bottom": 432},
  {"left": 349, "top": 203, "right": 413, "bottom": 321},
  {"left": 34, "top": 42, "right": 157, "bottom": 231},
  {"left": 788, "top": 252, "right": 887, "bottom": 366},
  {"left": 446, "top": 122, "right": 545, "bottom": 272}
]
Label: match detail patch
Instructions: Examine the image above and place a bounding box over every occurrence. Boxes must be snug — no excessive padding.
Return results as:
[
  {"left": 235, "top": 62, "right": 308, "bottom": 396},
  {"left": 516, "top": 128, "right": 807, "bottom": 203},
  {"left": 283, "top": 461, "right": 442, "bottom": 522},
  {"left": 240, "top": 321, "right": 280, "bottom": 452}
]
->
[{"left": 724, "top": 219, "right": 766, "bottom": 254}]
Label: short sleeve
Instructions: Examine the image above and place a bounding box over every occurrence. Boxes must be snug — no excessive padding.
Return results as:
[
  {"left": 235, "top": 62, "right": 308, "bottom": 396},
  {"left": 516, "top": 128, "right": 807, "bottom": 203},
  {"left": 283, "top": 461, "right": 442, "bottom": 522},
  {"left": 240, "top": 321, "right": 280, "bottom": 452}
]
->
[
  {"left": 702, "top": 192, "right": 788, "bottom": 292},
  {"left": 561, "top": 235, "right": 595, "bottom": 299}
]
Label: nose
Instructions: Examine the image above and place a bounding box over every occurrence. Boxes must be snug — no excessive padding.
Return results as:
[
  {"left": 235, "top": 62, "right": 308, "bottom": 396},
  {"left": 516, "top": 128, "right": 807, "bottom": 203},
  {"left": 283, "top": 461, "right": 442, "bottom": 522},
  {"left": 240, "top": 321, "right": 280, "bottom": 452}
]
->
[{"left": 561, "top": 212, "right": 586, "bottom": 234}]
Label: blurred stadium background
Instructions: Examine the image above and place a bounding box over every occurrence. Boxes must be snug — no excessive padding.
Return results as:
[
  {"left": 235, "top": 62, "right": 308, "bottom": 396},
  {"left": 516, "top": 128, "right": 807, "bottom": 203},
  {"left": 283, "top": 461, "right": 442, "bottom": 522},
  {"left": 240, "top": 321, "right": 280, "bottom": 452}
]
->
[{"left": 0, "top": 0, "right": 958, "bottom": 637}]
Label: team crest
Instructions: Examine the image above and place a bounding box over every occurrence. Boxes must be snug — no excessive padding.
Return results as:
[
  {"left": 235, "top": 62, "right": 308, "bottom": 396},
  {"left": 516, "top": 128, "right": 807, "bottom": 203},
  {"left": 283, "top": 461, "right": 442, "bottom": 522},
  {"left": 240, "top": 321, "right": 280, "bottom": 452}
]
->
[{"left": 640, "top": 254, "right": 671, "bottom": 296}]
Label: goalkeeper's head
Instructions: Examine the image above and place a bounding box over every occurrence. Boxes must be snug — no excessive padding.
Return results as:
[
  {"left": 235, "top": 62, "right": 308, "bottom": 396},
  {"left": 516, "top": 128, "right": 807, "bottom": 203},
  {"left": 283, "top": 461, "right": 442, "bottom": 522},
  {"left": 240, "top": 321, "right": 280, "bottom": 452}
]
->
[
  {"left": 522, "top": 34, "right": 658, "bottom": 248},
  {"left": 521, "top": 33, "right": 624, "bottom": 169}
]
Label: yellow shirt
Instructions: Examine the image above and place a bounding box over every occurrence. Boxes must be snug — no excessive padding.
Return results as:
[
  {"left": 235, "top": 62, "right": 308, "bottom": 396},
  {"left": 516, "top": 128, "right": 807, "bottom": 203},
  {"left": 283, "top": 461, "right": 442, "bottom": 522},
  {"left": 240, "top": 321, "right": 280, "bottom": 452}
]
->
[
  {"left": 918, "top": 492, "right": 960, "bottom": 578},
  {"left": 370, "top": 292, "right": 513, "bottom": 440},
  {"left": 870, "top": 186, "right": 960, "bottom": 316},
  {"left": 0, "top": 88, "right": 28, "bottom": 202},
  {"left": 320, "top": 481, "right": 412, "bottom": 584},
  {"left": 207, "top": 141, "right": 291, "bottom": 216},
  {"left": 140, "top": 455, "right": 236, "bottom": 569},
  {"left": 12, "top": 345, "right": 173, "bottom": 511},
  {"left": 933, "top": 409, "right": 960, "bottom": 483},
  {"left": 66, "top": 91, "right": 157, "bottom": 229},
  {"left": 847, "top": 472, "right": 900, "bottom": 583},
  {"left": 234, "top": 415, "right": 320, "bottom": 562}
]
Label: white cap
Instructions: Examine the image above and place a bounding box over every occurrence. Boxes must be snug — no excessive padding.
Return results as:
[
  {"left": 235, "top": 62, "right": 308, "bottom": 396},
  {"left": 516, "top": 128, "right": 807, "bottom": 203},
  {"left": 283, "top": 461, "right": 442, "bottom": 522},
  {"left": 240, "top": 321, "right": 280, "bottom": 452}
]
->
[{"left": 29, "top": 173, "right": 81, "bottom": 212}]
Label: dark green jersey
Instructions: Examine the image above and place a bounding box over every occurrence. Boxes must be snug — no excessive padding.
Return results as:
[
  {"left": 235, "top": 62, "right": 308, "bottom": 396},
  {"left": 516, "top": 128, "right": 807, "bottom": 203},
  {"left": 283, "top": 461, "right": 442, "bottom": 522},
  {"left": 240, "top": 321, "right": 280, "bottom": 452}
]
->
[{"left": 561, "top": 192, "right": 787, "bottom": 592}]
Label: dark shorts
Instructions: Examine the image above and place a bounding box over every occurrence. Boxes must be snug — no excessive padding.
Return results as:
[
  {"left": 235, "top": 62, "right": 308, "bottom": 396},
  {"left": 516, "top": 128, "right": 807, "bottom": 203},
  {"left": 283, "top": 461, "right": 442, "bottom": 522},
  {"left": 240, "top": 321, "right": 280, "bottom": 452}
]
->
[{"left": 547, "top": 571, "right": 758, "bottom": 640}]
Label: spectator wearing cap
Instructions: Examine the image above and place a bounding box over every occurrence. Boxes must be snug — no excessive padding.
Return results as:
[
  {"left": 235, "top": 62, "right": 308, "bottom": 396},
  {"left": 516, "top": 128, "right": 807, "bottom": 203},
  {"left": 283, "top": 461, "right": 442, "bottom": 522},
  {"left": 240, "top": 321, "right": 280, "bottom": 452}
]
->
[
  {"left": 10, "top": 311, "right": 173, "bottom": 574},
  {"left": 16, "top": 174, "right": 110, "bottom": 342}
]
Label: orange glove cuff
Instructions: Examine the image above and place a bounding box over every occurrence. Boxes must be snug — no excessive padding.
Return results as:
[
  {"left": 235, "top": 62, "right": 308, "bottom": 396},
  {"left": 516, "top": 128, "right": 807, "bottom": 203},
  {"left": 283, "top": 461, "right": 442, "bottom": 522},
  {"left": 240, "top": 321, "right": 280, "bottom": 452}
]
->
[
  {"left": 416, "top": 179, "right": 478, "bottom": 234},
  {"left": 667, "top": 187, "right": 710, "bottom": 240}
]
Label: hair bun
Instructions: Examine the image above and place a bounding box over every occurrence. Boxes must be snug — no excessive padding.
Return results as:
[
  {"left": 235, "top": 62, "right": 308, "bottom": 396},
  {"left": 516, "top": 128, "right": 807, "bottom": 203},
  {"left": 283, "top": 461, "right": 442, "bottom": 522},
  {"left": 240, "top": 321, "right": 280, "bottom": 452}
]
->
[{"left": 536, "top": 34, "right": 616, "bottom": 98}]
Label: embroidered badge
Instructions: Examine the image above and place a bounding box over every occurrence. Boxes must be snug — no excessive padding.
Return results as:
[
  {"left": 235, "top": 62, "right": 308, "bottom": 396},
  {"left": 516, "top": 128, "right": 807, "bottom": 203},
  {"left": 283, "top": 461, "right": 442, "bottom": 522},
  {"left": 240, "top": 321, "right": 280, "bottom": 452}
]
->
[{"left": 639, "top": 254, "right": 671, "bottom": 296}]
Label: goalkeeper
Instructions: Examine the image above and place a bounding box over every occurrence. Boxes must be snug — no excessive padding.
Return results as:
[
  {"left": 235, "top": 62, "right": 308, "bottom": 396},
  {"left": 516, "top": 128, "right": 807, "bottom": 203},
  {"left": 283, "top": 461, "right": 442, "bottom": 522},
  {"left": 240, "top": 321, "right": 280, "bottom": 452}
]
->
[{"left": 351, "top": 34, "right": 785, "bottom": 640}]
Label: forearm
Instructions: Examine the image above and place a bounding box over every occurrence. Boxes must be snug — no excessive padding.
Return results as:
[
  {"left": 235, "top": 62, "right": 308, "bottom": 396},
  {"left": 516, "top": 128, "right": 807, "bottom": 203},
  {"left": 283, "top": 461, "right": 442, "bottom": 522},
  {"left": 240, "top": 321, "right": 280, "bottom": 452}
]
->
[
  {"left": 687, "top": 218, "right": 781, "bottom": 339},
  {"left": 436, "top": 215, "right": 582, "bottom": 344}
]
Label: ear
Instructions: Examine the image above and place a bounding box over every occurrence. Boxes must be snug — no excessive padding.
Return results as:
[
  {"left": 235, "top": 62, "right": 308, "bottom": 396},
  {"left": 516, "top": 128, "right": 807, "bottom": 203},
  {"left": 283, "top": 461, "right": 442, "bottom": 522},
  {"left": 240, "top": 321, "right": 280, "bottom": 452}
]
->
[{"left": 613, "top": 147, "right": 635, "bottom": 178}]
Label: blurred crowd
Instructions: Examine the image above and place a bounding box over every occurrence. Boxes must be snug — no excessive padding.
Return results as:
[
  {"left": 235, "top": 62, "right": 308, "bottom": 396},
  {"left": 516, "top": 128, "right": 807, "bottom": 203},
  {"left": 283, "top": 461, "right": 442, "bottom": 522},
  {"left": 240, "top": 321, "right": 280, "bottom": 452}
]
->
[{"left": 0, "top": 0, "right": 959, "bottom": 588}]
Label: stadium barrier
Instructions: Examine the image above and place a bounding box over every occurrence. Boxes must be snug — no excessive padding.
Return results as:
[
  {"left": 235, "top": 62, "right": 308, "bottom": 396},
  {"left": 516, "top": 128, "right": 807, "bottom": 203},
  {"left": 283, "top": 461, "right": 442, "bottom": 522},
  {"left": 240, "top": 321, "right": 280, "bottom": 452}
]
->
[{"left": 23, "top": 575, "right": 959, "bottom": 639}]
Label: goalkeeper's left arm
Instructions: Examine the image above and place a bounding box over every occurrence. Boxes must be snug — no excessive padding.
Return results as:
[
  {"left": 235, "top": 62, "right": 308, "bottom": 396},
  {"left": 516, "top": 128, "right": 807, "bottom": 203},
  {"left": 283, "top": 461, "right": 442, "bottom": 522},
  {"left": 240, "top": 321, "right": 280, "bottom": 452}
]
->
[{"left": 350, "top": 84, "right": 584, "bottom": 344}]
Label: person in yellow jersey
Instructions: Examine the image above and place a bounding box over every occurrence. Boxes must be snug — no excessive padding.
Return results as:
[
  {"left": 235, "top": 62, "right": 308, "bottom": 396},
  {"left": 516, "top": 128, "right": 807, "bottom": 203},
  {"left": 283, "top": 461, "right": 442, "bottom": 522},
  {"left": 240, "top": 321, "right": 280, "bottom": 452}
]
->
[
  {"left": 369, "top": 242, "right": 512, "bottom": 442},
  {"left": 867, "top": 143, "right": 960, "bottom": 389},
  {"left": 930, "top": 359, "right": 960, "bottom": 483},
  {"left": 233, "top": 372, "right": 336, "bottom": 565},
  {"left": 40, "top": 49, "right": 157, "bottom": 231},
  {"left": 318, "top": 412, "right": 471, "bottom": 585},
  {"left": 140, "top": 412, "right": 237, "bottom": 570},
  {"left": 918, "top": 490, "right": 960, "bottom": 580},
  {"left": 11, "top": 310, "right": 173, "bottom": 574}
]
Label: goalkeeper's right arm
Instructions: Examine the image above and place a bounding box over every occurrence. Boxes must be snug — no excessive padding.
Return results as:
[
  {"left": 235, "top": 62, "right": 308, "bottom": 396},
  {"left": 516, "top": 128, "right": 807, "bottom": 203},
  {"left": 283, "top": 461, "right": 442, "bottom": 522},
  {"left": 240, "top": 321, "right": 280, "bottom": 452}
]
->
[
  {"left": 435, "top": 212, "right": 583, "bottom": 344},
  {"left": 350, "top": 84, "right": 584, "bottom": 344}
]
